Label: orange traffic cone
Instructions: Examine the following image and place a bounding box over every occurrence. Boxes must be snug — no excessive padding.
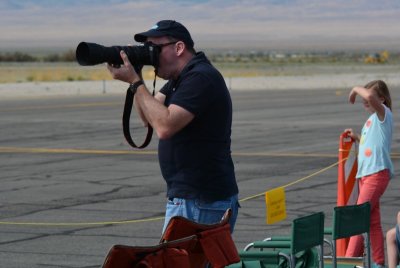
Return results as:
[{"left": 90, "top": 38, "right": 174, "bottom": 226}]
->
[{"left": 336, "top": 131, "right": 358, "bottom": 256}]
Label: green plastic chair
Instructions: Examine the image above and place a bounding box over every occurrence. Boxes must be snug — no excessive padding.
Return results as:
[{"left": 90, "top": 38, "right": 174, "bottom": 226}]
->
[
  {"left": 226, "top": 251, "right": 281, "bottom": 268},
  {"left": 236, "top": 212, "right": 325, "bottom": 268},
  {"left": 324, "top": 202, "right": 371, "bottom": 268}
]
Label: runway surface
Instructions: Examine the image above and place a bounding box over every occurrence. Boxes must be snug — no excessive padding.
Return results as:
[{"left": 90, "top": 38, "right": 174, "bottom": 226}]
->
[{"left": 1, "top": 87, "right": 399, "bottom": 267}]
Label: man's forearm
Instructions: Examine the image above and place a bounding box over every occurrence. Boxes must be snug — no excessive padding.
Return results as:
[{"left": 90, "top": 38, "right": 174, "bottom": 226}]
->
[
  {"left": 135, "top": 86, "right": 170, "bottom": 133},
  {"left": 134, "top": 96, "right": 149, "bottom": 127}
]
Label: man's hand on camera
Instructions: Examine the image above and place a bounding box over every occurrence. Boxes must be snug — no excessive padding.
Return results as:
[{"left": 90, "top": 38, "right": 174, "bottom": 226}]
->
[{"left": 106, "top": 50, "right": 141, "bottom": 84}]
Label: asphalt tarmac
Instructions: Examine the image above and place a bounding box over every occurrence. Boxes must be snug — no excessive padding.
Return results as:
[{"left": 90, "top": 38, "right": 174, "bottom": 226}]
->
[{"left": 0, "top": 87, "right": 399, "bottom": 267}]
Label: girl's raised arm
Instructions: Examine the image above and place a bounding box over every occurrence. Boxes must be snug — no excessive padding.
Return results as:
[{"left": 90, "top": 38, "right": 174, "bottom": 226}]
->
[{"left": 349, "top": 86, "right": 385, "bottom": 120}]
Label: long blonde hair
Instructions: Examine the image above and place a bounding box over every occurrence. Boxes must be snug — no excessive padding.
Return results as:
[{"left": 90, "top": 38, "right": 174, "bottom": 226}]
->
[{"left": 364, "top": 80, "right": 392, "bottom": 111}]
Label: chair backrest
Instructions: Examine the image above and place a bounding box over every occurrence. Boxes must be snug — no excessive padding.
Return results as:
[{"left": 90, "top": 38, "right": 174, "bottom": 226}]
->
[
  {"left": 332, "top": 202, "right": 371, "bottom": 240},
  {"left": 102, "top": 235, "right": 198, "bottom": 268},
  {"left": 161, "top": 208, "right": 239, "bottom": 268},
  {"left": 160, "top": 208, "right": 232, "bottom": 242},
  {"left": 331, "top": 202, "right": 371, "bottom": 268},
  {"left": 102, "top": 209, "right": 239, "bottom": 268},
  {"left": 291, "top": 211, "right": 325, "bottom": 254},
  {"left": 240, "top": 212, "right": 325, "bottom": 268}
]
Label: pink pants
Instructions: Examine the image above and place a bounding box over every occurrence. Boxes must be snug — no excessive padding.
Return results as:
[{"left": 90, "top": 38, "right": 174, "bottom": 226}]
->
[{"left": 345, "top": 169, "right": 390, "bottom": 265}]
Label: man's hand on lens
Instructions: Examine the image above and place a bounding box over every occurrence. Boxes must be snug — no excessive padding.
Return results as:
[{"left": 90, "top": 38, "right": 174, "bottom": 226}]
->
[{"left": 106, "top": 50, "right": 141, "bottom": 84}]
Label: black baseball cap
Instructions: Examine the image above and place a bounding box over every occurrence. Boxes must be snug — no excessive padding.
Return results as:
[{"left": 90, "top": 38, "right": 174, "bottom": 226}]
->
[{"left": 134, "top": 20, "right": 194, "bottom": 48}]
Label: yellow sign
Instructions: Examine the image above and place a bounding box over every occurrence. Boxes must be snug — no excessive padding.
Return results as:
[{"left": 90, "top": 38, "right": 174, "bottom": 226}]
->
[{"left": 265, "top": 187, "right": 287, "bottom": 224}]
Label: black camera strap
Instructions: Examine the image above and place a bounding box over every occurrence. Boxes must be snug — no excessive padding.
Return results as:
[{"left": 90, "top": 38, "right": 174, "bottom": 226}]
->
[
  {"left": 122, "top": 67, "right": 158, "bottom": 149},
  {"left": 122, "top": 85, "right": 154, "bottom": 149}
]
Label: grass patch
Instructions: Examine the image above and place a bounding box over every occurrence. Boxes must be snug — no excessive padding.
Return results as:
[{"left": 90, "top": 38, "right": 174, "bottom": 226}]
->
[
  {"left": 0, "top": 61, "right": 399, "bottom": 83},
  {"left": 0, "top": 62, "right": 163, "bottom": 83},
  {"left": 0, "top": 63, "right": 109, "bottom": 83}
]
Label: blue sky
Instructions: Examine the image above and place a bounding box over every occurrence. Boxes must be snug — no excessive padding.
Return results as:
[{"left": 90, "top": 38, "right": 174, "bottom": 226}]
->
[{"left": 1, "top": 0, "right": 399, "bottom": 51}]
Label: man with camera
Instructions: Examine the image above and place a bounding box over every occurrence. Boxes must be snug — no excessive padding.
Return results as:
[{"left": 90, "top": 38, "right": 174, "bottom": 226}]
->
[{"left": 106, "top": 20, "right": 239, "bottom": 233}]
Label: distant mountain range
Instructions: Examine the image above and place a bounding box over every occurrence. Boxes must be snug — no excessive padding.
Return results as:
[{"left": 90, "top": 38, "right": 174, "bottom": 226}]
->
[{"left": 1, "top": 0, "right": 399, "bottom": 52}]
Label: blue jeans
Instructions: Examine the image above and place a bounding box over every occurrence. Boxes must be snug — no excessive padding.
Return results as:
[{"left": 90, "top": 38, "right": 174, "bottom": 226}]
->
[{"left": 162, "top": 194, "right": 239, "bottom": 234}]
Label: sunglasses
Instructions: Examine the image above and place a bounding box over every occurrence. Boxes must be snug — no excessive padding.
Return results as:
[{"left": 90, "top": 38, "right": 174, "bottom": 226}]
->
[{"left": 145, "top": 41, "right": 178, "bottom": 50}]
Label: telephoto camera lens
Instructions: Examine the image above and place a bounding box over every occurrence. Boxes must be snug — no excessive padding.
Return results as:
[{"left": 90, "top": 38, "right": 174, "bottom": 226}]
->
[{"left": 76, "top": 42, "right": 160, "bottom": 67}]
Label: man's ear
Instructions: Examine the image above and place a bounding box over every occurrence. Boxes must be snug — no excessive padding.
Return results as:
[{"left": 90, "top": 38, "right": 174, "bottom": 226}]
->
[{"left": 176, "top": 41, "right": 185, "bottom": 56}]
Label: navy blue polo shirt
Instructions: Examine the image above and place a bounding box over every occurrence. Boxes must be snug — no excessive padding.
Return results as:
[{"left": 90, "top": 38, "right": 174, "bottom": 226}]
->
[{"left": 158, "top": 52, "right": 238, "bottom": 202}]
